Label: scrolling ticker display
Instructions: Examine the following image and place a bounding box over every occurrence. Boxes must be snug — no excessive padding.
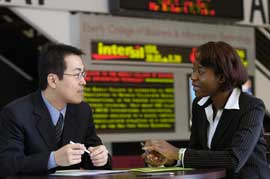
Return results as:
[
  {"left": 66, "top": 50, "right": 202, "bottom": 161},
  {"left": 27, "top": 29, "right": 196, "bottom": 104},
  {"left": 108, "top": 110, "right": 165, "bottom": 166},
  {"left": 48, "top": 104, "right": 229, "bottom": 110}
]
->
[
  {"left": 91, "top": 41, "right": 248, "bottom": 66},
  {"left": 111, "top": 0, "right": 243, "bottom": 21}
]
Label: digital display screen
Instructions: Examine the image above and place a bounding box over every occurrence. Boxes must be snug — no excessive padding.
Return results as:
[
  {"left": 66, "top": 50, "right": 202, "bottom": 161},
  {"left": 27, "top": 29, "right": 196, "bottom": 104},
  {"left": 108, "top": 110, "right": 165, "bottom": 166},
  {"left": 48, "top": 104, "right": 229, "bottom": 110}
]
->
[
  {"left": 84, "top": 70, "right": 175, "bottom": 133},
  {"left": 112, "top": 0, "right": 243, "bottom": 21},
  {"left": 91, "top": 41, "right": 248, "bottom": 67},
  {"left": 92, "top": 41, "right": 193, "bottom": 64}
]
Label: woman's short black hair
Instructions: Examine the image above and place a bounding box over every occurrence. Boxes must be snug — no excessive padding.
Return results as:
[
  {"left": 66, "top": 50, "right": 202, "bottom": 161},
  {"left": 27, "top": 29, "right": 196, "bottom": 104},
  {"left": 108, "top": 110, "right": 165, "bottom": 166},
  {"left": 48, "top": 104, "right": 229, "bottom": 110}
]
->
[
  {"left": 38, "top": 43, "right": 84, "bottom": 90},
  {"left": 196, "top": 41, "right": 248, "bottom": 91}
]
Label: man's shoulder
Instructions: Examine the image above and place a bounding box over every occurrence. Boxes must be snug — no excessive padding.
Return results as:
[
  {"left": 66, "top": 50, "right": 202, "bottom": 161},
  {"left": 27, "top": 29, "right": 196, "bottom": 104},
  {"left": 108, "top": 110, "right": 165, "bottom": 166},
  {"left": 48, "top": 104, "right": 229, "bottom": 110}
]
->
[{"left": 1, "top": 91, "right": 39, "bottom": 113}]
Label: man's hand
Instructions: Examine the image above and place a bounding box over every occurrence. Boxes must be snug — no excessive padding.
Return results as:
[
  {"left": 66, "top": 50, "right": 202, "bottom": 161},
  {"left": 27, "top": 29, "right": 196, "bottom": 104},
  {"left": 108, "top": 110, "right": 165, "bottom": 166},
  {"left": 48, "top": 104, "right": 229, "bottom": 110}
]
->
[
  {"left": 88, "top": 145, "right": 108, "bottom": 167},
  {"left": 54, "top": 143, "right": 85, "bottom": 166}
]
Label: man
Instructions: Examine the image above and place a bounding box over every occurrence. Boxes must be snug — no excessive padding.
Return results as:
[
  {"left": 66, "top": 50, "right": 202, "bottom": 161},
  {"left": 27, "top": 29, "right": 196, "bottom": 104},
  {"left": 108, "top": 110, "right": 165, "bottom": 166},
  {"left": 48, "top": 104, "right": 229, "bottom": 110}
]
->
[{"left": 0, "top": 44, "right": 111, "bottom": 176}]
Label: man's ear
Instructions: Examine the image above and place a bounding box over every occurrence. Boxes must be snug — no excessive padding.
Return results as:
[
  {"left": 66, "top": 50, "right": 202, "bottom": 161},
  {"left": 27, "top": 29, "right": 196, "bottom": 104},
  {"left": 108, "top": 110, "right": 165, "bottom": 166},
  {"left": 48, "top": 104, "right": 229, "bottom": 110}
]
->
[{"left": 47, "top": 73, "right": 57, "bottom": 89}]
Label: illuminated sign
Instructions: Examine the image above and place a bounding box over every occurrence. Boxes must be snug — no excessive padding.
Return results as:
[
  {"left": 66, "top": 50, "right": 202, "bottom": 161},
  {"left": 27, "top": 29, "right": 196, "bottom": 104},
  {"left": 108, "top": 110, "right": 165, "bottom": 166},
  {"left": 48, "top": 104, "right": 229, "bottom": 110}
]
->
[
  {"left": 149, "top": 0, "right": 216, "bottom": 15},
  {"left": 112, "top": 0, "right": 243, "bottom": 21},
  {"left": 91, "top": 41, "right": 248, "bottom": 67},
  {"left": 84, "top": 70, "right": 175, "bottom": 133},
  {"left": 92, "top": 42, "right": 183, "bottom": 64},
  {"left": 236, "top": 49, "right": 248, "bottom": 67}
]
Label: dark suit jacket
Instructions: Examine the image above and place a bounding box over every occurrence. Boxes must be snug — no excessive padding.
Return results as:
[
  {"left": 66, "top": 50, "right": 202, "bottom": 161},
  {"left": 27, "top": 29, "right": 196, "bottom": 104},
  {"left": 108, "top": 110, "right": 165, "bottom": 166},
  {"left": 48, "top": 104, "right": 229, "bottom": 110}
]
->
[
  {"left": 0, "top": 91, "right": 111, "bottom": 176},
  {"left": 184, "top": 92, "right": 269, "bottom": 179}
]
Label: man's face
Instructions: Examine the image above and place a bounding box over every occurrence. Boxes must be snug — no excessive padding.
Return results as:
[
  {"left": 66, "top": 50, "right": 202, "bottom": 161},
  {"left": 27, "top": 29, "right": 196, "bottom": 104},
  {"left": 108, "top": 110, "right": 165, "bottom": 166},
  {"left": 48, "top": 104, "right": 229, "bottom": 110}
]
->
[
  {"left": 191, "top": 60, "right": 221, "bottom": 98},
  {"left": 56, "top": 55, "right": 86, "bottom": 104}
]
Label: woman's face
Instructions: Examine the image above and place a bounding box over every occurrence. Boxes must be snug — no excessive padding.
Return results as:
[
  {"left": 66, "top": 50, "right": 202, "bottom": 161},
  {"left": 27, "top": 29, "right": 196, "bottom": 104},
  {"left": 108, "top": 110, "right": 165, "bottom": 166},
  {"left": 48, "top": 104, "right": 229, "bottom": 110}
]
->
[{"left": 191, "top": 60, "right": 222, "bottom": 98}]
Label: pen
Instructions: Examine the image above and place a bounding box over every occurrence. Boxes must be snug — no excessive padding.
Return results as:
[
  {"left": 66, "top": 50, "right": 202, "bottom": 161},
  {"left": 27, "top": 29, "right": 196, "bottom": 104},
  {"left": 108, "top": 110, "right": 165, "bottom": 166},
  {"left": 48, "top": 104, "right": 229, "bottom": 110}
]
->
[
  {"left": 69, "top": 141, "right": 90, "bottom": 154},
  {"left": 138, "top": 172, "right": 175, "bottom": 176}
]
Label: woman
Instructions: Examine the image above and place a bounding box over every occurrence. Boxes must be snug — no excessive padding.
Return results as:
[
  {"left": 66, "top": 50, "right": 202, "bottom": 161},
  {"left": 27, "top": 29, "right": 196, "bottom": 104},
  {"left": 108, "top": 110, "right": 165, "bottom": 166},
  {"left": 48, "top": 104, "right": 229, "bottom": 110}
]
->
[{"left": 143, "top": 41, "right": 269, "bottom": 178}]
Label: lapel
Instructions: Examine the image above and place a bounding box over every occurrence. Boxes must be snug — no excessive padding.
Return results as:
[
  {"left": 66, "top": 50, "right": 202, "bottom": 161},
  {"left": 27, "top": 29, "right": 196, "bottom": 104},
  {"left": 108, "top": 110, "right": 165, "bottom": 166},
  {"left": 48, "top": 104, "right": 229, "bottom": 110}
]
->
[
  {"left": 197, "top": 98, "right": 211, "bottom": 149},
  {"left": 32, "top": 91, "right": 57, "bottom": 150},
  {"left": 62, "top": 104, "right": 80, "bottom": 145},
  {"left": 200, "top": 108, "right": 209, "bottom": 149},
  {"left": 210, "top": 109, "right": 236, "bottom": 147}
]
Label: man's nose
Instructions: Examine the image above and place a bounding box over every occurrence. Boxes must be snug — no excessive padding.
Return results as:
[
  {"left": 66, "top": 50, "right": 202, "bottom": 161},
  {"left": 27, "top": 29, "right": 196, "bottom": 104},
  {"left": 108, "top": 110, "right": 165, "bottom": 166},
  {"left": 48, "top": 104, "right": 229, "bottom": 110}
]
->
[{"left": 80, "top": 77, "right": 86, "bottom": 85}]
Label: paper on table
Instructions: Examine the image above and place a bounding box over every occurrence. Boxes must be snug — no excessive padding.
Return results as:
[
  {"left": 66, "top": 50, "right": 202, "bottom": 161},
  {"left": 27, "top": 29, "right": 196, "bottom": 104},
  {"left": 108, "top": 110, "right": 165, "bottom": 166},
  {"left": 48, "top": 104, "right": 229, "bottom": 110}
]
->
[
  {"left": 50, "top": 167, "right": 193, "bottom": 176},
  {"left": 129, "top": 167, "right": 193, "bottom": 173},
  {"left": 50, "top": 169, "right": 129, "bottom": 176}
]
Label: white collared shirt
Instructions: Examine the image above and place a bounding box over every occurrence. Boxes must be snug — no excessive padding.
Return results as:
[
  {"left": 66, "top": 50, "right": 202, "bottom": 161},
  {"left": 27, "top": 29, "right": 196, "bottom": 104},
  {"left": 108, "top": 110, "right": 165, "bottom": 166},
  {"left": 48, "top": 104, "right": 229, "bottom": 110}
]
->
[{"left": 197, "top": 88, "right": 241, "bottom": 148}]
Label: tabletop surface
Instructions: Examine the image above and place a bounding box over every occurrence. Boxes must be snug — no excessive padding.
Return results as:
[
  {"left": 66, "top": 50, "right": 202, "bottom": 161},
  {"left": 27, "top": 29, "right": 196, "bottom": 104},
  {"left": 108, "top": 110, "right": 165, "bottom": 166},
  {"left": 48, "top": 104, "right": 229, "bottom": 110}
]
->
[{"left": 6, "top": 168, "right": 226, "bottom": 179}]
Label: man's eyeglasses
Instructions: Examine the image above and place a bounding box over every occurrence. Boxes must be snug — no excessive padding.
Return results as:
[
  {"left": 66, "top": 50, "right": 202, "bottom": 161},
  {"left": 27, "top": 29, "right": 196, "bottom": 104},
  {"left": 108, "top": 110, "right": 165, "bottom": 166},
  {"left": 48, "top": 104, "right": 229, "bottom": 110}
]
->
[{"left": 63, "top": 71, "right": 86, "bottom": 80}]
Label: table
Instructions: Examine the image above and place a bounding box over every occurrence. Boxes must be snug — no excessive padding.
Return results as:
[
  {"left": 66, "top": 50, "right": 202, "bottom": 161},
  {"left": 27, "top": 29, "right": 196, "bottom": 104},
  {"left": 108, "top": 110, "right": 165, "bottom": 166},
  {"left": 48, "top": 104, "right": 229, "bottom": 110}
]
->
[{"left": 6, "top": 168, "right": 226, "bottom": 179}]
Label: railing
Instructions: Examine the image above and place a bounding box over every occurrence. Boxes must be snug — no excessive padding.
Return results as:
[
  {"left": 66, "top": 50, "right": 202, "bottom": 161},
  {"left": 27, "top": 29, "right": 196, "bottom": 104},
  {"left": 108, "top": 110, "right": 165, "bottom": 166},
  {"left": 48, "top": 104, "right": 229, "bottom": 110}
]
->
[
  {"left": 256, "top": 28, "right": 270, "bottom": 72},
  {"left": 0, "top": 54, "right": 33, "bottom": 81}
]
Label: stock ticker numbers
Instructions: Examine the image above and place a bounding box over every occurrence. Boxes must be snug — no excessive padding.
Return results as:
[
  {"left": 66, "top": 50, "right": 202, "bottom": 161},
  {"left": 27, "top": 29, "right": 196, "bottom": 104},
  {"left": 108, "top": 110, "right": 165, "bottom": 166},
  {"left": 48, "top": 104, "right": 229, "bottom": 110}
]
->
[
  {"left": 84, "top": 70, "right": 175, "bottom": 133},
  {"left": 149, "top": 0, "right": 215, "bottom": 16},
  {"left": 115, "top": 0, "right": 243, "bottom": 21}
]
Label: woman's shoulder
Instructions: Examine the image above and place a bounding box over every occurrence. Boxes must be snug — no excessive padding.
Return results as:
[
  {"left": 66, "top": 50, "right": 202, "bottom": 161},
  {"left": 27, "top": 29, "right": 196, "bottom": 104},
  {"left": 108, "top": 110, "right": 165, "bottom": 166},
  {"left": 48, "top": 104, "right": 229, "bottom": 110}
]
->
[{"left": 239, "top": 92, "right": 265, "bottom": 110}]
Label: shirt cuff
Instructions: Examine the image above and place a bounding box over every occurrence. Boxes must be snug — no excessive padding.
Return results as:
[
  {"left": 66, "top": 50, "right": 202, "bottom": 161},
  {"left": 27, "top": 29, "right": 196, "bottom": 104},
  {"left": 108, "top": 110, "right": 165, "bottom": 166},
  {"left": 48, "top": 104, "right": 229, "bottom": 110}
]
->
[
  {"left": 176, "top": 148, "right": 186, "bottom": 167},
  {"left": 48, "top": 152, "right": 57, "bottom": 169}
]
